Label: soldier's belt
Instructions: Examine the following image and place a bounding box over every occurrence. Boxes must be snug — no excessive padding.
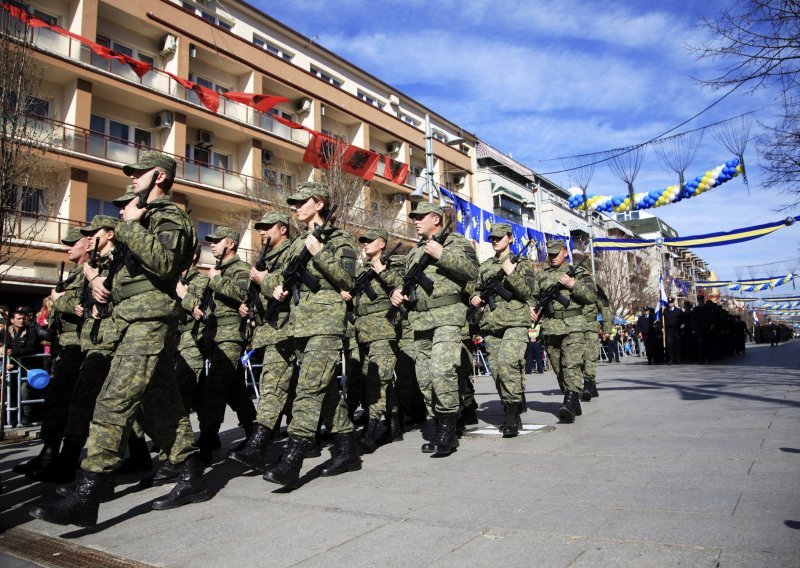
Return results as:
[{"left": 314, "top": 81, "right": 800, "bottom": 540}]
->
[
  {"left": 415, "top": 294, "right": 462, "bottom": 312},
  {"left": 210, "top": 314, "right": 241, "bottom": 326},
  {"left": 355, "top": 299, "right": 392, "bottom": 316},
  {"left": 112, "top": 279, "right": 159, "bottom": 303},
  {"left": 299, "top": 280, "right": 335, "bottom": 292},
  {"left": 551, "top": 308, "right": 583, "bottom": 319}
]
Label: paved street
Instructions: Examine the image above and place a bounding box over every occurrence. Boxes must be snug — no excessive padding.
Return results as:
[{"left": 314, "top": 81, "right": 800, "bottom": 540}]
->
[{"left": 1, "top": 340, "right": 799, "bottom": 567}]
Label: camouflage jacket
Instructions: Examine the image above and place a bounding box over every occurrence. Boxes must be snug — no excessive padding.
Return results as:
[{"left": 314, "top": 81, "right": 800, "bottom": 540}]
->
[
  {"left": 265, "top": 226, "right": 357, "bottom": 338},
  {"left": 207, "top": 255, "right": 250, "bottom": 343},
  {"left": 533, "top": 263, "right": 598, "bottom": 335},
  {"left": 80, "top": 251, "right": 115, "bottom": 352},
  {"left": 253, "top": 239, "right": 293, "bottom": 348},
  {"left": 467, "top": 255, "right": 535, "bottom": 333},
  {"left": 177, "top": 267, "right": 208, "bottom": 351},
  {"left": 52, "top": 263, "right": 85, "bottom": 348},
  {"left": 109, "top": 196, "right": 197, "bottom": 352},
  {"left": 401, "top": 231, "right": 479, "bottom": 332},
  {"left": 353, "top": 257, "right": 402, "bottom": 343}
]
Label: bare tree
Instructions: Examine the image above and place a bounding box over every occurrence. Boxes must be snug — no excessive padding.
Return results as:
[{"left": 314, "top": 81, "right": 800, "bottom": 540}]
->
[
  {"left": 692, "top": 0, "right": 800, "bottom": 205},
  {"left": 594, "top": 250, "right": 654, "bottom": 318},
  {"left": 0, "top": 5, "right": 55, "bottom": 274}
]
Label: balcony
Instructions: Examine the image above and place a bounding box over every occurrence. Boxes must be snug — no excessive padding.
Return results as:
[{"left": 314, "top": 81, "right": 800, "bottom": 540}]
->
[
  {"left": 29, "top": 27, "right": 308, "bottom": 145},
  {"left": 4, "top": 213, "right": 78, "bottom": 247}
]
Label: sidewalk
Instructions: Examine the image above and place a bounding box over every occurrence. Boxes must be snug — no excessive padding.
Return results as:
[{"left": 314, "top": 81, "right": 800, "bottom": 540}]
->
[{"left": 1, "top": 341, "right": 799, "bottom": 567}]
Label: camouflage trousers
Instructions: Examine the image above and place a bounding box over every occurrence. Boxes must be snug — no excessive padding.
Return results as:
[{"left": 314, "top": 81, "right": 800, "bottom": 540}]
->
[
  {"left": 413, "top": 325, "right": 461, "bottom": 415},
  {"left": 582, "top": 331, "right": 598, "bottom": 382},
  {"left": 63, "top": 350, "right": 112, "bottom": 447},
  {"left": 197, "top": 339, "right": 256, "bottom": 433},
  {"left": 82, "top": 320, "right": 196, "bottom": 473},
  {"left": 287, "top": 334, "right": 352, "bottom": 441},
  {"left": 39, "top": 347, "right": 85, "bottom": 445},
  {"left": 358, "top": 339, "right": 397, "bottom": 419},
  {"left": 458, "top": 340, "right": 476, "bottom": 411},
  {"left": 484, "top": 327, "right": 527, "bottom": 405},
  {"left": 544, "top": 332, "right": 585, "bottom": 394},
  {"left": 255, "top": 338, "right": 296, "bottom": 430},
  {"left": 394, "top": 339, "right": 427, "bottom": 420},
  {"left": 175, "top": 337, "right": 205, "bottom": 414}
]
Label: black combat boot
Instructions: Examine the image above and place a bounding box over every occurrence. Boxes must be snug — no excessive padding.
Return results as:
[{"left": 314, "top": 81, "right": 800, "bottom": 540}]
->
[
  {"left": 359, "top": 419, "right": 380, "bottom": 454},
  {"left": 559, "top": 391, "right": 582, "bottom": 423},
  {"left": 229, "top": 422, "right": 255, "bottom": 454},
  {"left": 228, "top": 424, "right": 272, "bottom": 471},
  {"left": 151, "top": 455, "right": 211, "bottom": 510},
  {"left": 376, "top": 413, "right": 403, "bottom": 445},
  {"left": 117, "top": 434, "right": 153, "bottom": 474},
  {"left": 15, "top": 442, "right": 58, "bottom": 477},
  {"left": 263, "top": 435, "right": 310, "bottom": 489},
  {"left": 461, "top": 403, "right": 479, "bottom": 425},
  {"left": 421, "top": 416, "right": 440, "bottom": 453},
  {"left": 321, "top": 432, "right": 362, "bottom": 477},
  {"left": 56, "top": 472, "right": 115, "bottom": 502},
  {"left": 432, "top": 413, "right": 459, "bottom": 457},
  {"left": 34, "top": 440, "right": 83, "bottom": 484},
  {"left": 139, "top": 460, "right": 181, "bottom": 488},
  {"left": 29, "top": 470, "right": 110, "bottom": 527},
  {"left": 581, "top": 380, "right": 599, "bottom": 402},
  {"left": 197, "top": 430, "right": 221, "bottom": 464},
  {"left": 500, "top": 404, "right": 522, "bottom": 438}
]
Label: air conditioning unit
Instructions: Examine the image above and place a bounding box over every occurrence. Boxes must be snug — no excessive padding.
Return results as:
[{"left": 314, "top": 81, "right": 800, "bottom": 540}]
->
[
  {"left": 261, "top": 149, "right": 273, "bottom": 164},
  {"left": 296, "top": 97, "right": 312, "bottom": 112},
  {"left": 388, "top": 94, "right": 400, "bottom": 106},
  {"left": 386, "top": 141, "right": 401, "bottom": 155},
  {"left": 152, "top": 110, "right": 174, "bottom": 129},
  {"left": 196, "top": 129, "right": 214, "bottom": 148},
  {"left": 159, "top": 34, "right": 178, "bottom": 55}
]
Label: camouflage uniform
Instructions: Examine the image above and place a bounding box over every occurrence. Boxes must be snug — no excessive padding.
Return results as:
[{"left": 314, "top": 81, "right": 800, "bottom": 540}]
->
[
  {"left": 198, "top": 227, "right": 256, "bottom": 436},
  {"left": 468, "top": 240, "right": 535, "bottom": 409},
  {"left": 580, "top": 282, "right": 609, "bottom": 401},
  {"left": 81, "top": 190, "right": 198, "bottom": 473},
  {"left": 533, "top": 241, "right": 598, "bottom": 421},
  {"left": 251, "top": 237, "right": 295, "bottom": 431},
  {"left": 175, "top": 267, "right": 208, "bottom": 412},
  {"left": 267, "top": 222, "right": 357, "bottom": 441},
  {"left": 402, "top": 223, "right": 478, "bottom": 416}
]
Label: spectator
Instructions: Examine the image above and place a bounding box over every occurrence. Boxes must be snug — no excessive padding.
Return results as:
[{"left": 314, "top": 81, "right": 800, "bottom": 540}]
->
[
  {"left": 525, "top": 326, "right": 544, "bottom": 374},
  {"left": 1, "top": 306, "right": 41, "bottom": 426}
]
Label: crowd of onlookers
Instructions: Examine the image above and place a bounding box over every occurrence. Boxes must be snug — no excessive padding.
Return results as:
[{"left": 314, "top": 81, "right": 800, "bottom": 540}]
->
[{"left": 0, "top": 300, "right": 54, "bottom": 426}]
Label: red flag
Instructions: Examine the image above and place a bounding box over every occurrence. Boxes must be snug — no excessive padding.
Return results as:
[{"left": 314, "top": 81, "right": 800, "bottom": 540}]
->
[
  {"left": 383, "top": 156, "right": 409, "bottom": 185},
  {"left": 271, "top": 113, "right": 305, "bottom": 130},
  {"left": 3, "top": 4, "right": 49, "bottom": 27},
  {"left": 220, "top": 92, "right": 289, "bottom": 114},
  {"left": 342, "top": 146, "right": 379, "bottom": 181},
  {"left": 302, "top": 132, "right": 342, "bottom": 170},
  {"left": 88, "top": 43, "right": 151, "bottom": 78},
  {"left": 165, "top": 72, "right": 220, "bottom": 112}
]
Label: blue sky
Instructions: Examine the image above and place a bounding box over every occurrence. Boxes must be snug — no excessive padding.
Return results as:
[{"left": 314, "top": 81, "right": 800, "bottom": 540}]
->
[{"left": 254, "top": 0, "right": 799, "bottom": 283}]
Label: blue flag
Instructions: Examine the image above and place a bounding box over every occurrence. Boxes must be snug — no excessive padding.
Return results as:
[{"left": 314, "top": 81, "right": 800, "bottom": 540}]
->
[
  {"left": 467, "top": 203, "right": 482, "bottom": 241},
  {"left": 510, "top": 222, "right": 529, "bottom": 256},
  {"left": 481, "top": 210, "right": 495, "bottom": 243}
]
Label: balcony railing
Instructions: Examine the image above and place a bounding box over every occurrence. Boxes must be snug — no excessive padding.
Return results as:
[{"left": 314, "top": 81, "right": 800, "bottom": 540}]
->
[
  {"left": 30, "top": 27, "right": 309, "bottom": 146},
  {"left": 4, "top": 213, "right": 80, "bottom": 247}
]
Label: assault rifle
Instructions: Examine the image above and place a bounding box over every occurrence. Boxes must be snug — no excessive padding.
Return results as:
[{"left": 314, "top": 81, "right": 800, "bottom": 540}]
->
[
  {"left": 136, "top": 171, "right": 159, "bottom": 210},
  {"left": 346, "top": 242, "right": 402, "bottom": 324},
  {"left": 385, "top": 221, "right": 451, "bottom": 325},
  {"left": 54, "top": 262, "right": 67, "bottom": 293},
  {"left": 78, "top": 238, "right": 100, "bottom": 332},
  {"left": 240, "top": 237, "right": 270, "bottom": 342},
  {"left": 89, "top": 244, "right": 128, "bottom": 345},
  {"left": 192, "top": 257, "right": 222, "bottom": 343},
  {"left": 264, "top": 205, "right": 338, "bottom": 329},
  {"left": 532, "top": 256, "right": 588, "bottom": 321},
  {"left": 466, "top": 240, "right": 532, "bottom": 326}
]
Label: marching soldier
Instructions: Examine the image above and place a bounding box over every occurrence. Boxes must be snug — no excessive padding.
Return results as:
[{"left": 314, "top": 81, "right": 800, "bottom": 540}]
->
[
  {"left": 530, "top": 240, "right": 598, "bottom": 423},
  {"left": 230, "top": 211, "right": 296, "bottom": 471},
  {"left": 262, "top": 182, "right": 360, "bottom": 488},
  {"left": 195, "top": 226, "right": 257, "bottom": 463},
  {"left": 389, "top": 201, "right": 479, "bottom": 456},
  {"left": 14, "top": 227, "right": 89, "bottom": 478},
  {"left": 467, "top": 223, "right": 534, "bottom": 437},
  {"left": 31, "top": 151, "right": 208, "bottom": 527}
]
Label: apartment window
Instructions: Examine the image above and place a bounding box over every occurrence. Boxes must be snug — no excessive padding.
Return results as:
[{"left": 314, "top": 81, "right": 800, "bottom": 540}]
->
[
  {"left": 310, "top": 65, "right": 343, "bottom": 88},
  {"left": 189, "top": 74, "right": 230, "bottom": 94},
  {"left": 7, "top": 2, "right": 58, "bottom": 25},
  {"left": 198, "top": 220, "right": 220, "bottom": 241},
  {"left": 186, "top": 145, "right": 230, "bottom": 170},
  {"left": 253, "top": 35, "right": 293, "bottom": 61},
  {"left": 26, "top": 96, "right": 49, "bottom": 118},
  {"left": 268, "top": 108, "right": 293, "bottom": 122},
  {"left": 95, "top": 35, "right": 154, "bottom": 67},
  {"left": 182, "top": 1, "right": 233, "bottom": 30},
  {"left": 432, "top": 129, "right": 447, "bottom": 143},
  {"left": 90, "top": 114, "right": 151, "bottom": 147},
  {"left": 398, "top": 112, "right": 421, "bottom": 128},
  {"left": 85, "top": 198, "right": 120, "bottom": 222},
  {"left": 357, "top": 90, "right": 381, "bottom": 108},
  {"left": 2, "top": 185, "right": 47, "bottom": 216},
  {"left": 264, "top": 168, "right": 293, "bottom": 189}
]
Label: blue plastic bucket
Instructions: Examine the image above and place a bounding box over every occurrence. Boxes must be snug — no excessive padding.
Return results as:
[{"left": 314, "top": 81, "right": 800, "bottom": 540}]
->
[{"left": 26, "top": 369, "right": 50, "bottom": 389}]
